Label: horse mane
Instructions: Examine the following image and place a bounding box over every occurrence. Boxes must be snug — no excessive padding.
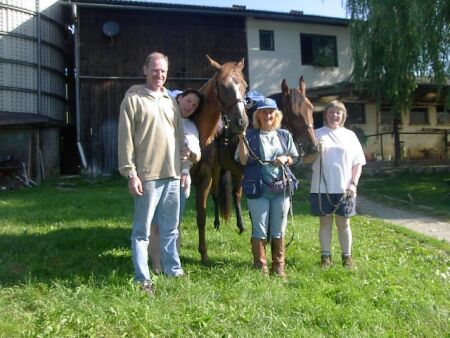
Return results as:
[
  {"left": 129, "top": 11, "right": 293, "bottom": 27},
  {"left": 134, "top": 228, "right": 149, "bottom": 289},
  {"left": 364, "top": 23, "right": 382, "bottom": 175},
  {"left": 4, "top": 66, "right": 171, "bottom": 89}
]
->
[{"left": 195, "top": 74, "right": 221, "bottom": 148}]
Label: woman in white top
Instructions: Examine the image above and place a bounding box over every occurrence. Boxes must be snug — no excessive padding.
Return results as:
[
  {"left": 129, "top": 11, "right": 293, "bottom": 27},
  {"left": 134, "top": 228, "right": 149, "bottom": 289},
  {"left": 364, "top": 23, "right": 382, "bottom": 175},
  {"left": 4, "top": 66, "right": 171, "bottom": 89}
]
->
[
  {"left": 149, "top": 89, "right": 203, "bottom": 274},
  {"left": 305, "top": 100, "right": 366, "bottom": 269}
]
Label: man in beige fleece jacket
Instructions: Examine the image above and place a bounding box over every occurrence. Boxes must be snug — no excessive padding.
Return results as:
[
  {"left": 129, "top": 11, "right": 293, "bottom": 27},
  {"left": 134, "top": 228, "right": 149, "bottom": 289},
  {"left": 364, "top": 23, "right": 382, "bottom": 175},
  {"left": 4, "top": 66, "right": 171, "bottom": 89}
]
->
[{"left": 118, "top": 52, "right": 185, "bottom": 295}]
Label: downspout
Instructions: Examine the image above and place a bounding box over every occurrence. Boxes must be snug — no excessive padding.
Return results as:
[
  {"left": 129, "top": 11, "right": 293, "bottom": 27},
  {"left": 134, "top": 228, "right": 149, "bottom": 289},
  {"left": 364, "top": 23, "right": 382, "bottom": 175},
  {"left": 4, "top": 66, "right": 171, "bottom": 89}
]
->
[
  {"left": 36, "top": 0, "right": 41, "bottom": 116},
  {"left": 36, "top": 0, "right": 42, "bottom": 181},
  {"left": 72, "top": 3, "right": 87, "bottom": 169}
]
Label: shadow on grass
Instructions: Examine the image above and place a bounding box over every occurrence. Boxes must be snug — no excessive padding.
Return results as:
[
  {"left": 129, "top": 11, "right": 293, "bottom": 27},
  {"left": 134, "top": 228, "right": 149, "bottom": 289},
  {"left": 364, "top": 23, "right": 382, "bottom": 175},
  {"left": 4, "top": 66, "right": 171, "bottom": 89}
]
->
[
  {"left": 0, "top": 226, "right": 132, "bottom": 286},
  {"left": 0, "top": 225, "right": 253, "bottom": 286}
]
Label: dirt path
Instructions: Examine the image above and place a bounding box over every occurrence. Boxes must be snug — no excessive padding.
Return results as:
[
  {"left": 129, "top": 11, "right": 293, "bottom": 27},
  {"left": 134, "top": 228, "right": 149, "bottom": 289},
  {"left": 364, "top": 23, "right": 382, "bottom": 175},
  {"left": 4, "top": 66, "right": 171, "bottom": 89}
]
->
[{"left": 357, "top": 195, "right": 450, "bottom": 243}]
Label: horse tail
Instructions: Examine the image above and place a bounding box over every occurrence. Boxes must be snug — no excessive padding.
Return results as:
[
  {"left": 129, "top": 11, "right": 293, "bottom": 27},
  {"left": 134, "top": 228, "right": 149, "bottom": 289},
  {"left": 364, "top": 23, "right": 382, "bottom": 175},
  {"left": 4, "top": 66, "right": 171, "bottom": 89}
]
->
[{"left": 218, "top": 168, "right": 232, "bottom": 221}]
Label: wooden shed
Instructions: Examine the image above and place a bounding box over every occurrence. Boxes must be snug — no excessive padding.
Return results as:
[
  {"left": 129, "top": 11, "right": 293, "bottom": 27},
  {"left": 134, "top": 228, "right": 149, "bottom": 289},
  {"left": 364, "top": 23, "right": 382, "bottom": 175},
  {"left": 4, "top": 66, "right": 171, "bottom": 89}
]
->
[
  {"left": 62, "top": 1, "right": 449, "bottom": 174},
  {"left": 63, "top": 0, "right": 249, "bottom": 174}
]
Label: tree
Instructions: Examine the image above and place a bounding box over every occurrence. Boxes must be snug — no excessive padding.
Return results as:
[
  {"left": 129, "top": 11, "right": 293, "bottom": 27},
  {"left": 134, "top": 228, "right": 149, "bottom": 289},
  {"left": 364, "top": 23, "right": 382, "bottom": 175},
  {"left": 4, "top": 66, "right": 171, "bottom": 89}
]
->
[{"left": 346, "top": 0, "right": 450, "bottom": 113}]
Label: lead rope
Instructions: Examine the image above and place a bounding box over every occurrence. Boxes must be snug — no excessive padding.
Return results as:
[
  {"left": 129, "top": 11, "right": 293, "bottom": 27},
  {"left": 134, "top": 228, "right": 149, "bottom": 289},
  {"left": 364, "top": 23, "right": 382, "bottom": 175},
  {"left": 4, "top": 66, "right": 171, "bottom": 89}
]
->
[
  {"left": 242, "top": 134, "right": 296, "bottom": 247},
  {"left": 318, "top": 151, "right": 346, "bottom": 215},
  {"left": 283, "top": 165, "right": 295, "bottom": 248}
]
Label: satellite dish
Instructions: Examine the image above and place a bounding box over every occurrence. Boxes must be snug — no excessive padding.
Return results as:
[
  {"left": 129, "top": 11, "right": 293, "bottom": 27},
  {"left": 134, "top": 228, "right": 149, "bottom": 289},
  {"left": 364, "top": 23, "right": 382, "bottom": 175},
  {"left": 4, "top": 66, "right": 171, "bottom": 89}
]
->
[{"left": 102, "top": 21, "right": 120, "bottom": 37}]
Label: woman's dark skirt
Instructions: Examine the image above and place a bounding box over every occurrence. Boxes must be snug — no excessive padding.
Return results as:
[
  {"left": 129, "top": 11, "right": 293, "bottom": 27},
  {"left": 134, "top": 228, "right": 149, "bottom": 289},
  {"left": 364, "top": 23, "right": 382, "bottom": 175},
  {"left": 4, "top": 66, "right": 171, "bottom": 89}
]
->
[{"left": 310, "top": 193, "right": 356, "bottom": 217}]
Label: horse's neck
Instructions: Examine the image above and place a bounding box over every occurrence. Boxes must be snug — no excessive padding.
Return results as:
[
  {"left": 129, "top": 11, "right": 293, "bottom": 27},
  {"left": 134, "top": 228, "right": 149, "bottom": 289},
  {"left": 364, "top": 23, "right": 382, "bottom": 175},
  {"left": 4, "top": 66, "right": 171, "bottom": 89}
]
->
[
  {"left": 198, "top": 110, "right": 220, "bottom": 148},
  {"left": 197, "top": 80, "right": 221, "bottom": 148}
]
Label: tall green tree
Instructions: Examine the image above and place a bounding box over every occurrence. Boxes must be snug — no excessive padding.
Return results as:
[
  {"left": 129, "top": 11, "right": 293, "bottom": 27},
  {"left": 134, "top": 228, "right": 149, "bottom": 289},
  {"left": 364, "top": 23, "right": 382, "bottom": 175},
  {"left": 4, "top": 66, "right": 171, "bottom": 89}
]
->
[{"left": 346, "top": 0, "right": 450, "bottom": 113}]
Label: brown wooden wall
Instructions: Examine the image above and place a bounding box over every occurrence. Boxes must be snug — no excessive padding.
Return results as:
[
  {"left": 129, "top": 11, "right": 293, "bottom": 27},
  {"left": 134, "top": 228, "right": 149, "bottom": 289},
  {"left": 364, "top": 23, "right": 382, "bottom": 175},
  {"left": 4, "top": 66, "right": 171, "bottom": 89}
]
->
[{"left": 77, "top": 7, "right": 247, "bottom": 174}]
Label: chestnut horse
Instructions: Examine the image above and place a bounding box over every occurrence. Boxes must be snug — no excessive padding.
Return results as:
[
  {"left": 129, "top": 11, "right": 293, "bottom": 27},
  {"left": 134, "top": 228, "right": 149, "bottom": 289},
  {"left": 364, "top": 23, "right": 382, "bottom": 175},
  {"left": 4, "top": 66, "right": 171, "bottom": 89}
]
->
[
  {"left": 190, "top": 56, "right": 248, "bottom": 263},
  {"left": 191, "top": 68, "right": 317, "bottom": 263},
  {"left": 270, "top": 76, "right": 318, "bottom": 156}
]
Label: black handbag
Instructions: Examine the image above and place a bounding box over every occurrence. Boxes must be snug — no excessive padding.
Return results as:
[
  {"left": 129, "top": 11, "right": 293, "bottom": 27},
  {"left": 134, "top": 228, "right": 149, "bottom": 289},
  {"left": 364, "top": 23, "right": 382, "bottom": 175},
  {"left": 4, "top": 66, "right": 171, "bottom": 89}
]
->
[{"left": 266, "top": 164, "right": 299, "bottom": 195}]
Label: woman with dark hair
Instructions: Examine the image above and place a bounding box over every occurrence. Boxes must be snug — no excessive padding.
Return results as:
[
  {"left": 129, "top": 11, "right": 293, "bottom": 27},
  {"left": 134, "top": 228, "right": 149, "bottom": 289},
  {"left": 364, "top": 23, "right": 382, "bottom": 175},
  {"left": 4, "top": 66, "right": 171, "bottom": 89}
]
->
[
  {"left": 149, "top": 88, "right": 203, "bottom": 274},
  {"left": 175, "top": 89, "right": 203, "bottom": 199}
]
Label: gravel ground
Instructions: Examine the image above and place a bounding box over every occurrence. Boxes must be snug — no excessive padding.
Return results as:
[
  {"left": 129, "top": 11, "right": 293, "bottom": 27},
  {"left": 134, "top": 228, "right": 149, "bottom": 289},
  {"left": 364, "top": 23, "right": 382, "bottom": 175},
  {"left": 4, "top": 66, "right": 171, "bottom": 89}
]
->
[{"left": 357, "top": 195, "right": 450, "bottom": 243}]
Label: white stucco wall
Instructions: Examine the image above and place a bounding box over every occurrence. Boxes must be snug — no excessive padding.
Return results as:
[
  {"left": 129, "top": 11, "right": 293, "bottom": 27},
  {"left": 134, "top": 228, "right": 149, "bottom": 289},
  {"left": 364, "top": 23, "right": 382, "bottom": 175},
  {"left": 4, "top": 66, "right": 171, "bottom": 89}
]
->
[
  {"left": 246, "top": 17, "right": 448, "bottom": 161},
  {"left": 246, "top": 17, "right": 352, "bottom": 96}
]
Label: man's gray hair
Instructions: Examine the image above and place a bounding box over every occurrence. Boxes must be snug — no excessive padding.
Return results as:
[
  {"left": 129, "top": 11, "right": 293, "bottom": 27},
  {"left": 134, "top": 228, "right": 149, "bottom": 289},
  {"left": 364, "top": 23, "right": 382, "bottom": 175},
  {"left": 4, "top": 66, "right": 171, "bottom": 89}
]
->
[{"left": 145, "top": 52, "right": 169, "bottom": 67}]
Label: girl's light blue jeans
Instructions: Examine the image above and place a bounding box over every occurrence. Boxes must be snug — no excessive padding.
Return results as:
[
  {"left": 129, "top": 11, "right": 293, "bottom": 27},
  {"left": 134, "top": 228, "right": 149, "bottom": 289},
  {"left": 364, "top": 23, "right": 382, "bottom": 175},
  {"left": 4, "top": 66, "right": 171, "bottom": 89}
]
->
[{"left": 247, "top": 192, "right": 290, "bottom": 239}]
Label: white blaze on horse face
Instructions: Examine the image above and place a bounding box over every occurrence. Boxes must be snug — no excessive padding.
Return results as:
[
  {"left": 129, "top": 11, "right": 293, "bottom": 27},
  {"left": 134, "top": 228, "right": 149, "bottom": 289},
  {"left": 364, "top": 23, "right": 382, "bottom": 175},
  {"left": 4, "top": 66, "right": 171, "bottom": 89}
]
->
[{"left": 232, "top": 80, "right": 245, "bottom": 113}]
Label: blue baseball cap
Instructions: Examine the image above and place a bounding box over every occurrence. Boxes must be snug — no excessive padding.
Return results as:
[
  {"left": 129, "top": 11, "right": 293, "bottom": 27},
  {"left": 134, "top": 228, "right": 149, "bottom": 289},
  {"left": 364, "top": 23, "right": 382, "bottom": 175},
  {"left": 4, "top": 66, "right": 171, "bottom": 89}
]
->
[{"left": 256, "top": 98, "right": 278, "bottom": 110}]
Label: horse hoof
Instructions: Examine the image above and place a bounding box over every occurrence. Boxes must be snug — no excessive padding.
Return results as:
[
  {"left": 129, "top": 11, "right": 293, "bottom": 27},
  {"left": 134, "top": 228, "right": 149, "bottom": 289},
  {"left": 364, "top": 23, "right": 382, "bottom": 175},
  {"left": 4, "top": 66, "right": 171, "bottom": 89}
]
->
[
  {"left": 238, "top": 227, "right": 245, "bottom": 234},
  {"left": 201, "top": 255, "right": 209, "bottom": 264}
]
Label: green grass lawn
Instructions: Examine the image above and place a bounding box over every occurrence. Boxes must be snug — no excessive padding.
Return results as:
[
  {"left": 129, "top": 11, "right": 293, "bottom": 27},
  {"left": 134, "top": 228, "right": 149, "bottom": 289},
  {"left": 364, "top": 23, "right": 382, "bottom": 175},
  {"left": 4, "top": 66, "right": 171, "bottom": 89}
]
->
[
  {"left": 0, "top": 176, "right": 449, "bottom": 337},
  {"left": 359, "top": 171, "right": 450, "bottom": 221}
]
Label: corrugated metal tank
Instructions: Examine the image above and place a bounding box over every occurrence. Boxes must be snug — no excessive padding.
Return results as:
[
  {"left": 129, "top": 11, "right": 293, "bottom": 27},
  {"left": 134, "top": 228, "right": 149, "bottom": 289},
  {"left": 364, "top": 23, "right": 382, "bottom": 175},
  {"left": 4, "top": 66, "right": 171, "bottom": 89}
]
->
[{"left": 0, "top": 0, "right": 66, "bottom": 120}]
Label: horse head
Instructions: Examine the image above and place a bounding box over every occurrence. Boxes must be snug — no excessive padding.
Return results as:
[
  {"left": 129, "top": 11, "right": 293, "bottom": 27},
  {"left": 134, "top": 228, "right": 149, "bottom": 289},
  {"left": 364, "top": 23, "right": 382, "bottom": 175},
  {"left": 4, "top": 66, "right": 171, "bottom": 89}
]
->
[
  {"left": 207, "top": 55, "right": 249, "bottom": 135},
  {"left": 279, "top": 76, "right": 318, "bottom": 155}
]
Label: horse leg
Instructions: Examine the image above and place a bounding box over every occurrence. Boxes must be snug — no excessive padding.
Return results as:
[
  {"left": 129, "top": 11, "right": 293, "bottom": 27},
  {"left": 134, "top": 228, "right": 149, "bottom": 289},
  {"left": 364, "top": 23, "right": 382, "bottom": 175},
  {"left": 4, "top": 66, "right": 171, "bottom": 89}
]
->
[
  {"left": 212, "top": 165, "right": 233, "bottom": 230},
  {"left": 233, "top": 194, "right": 245, "bottom": 234},
  {"left": 211, "top": 166, "right": 222, "bottom": 231},
  {"left": 212, "top": 194, "right": 220, "bottom": 230},
  {"left": 196, "top": 205, "right": 209, "bottom": 263},
  {"left": 195, "top": 177, "right": 212, "bottom": 264},
  {"left": 232, "top": 176, "right": 245, "bottom": 234}
]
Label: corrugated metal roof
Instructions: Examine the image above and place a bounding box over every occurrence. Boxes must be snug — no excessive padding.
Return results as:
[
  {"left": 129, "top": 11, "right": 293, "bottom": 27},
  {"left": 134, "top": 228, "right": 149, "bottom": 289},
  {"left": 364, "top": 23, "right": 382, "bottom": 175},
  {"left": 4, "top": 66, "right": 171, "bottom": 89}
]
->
[
  {"left": 61, "top": 0, "right": 349, "bottom": 26},
  {"left": 0, "top": 113, "right": 64, "bottom": 128}
]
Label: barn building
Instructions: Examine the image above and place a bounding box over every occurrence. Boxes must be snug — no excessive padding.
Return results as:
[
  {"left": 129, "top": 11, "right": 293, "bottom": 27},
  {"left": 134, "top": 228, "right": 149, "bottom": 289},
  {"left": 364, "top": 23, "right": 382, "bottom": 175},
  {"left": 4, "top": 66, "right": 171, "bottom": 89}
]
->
[{"left": 1, "top": 0, "right": 448, "bottom": 182}]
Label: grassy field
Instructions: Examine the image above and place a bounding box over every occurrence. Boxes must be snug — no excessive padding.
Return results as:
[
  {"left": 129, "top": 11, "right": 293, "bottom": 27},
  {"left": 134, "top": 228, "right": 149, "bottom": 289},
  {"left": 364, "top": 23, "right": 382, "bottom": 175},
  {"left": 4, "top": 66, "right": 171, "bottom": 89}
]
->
[
  {"left": 0, "top": 175, "right": 449, "bottom": 337},
  {"left": 359, "top": 171, "right": 450, "bottom": 221}
]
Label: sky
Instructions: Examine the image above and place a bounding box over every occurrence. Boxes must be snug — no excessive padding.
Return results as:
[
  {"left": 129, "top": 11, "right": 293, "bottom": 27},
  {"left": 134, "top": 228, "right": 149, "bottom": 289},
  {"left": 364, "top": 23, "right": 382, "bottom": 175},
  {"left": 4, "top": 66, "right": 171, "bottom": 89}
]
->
[{"left": 149, "top": 0, "right": 348, "bottom": 18}]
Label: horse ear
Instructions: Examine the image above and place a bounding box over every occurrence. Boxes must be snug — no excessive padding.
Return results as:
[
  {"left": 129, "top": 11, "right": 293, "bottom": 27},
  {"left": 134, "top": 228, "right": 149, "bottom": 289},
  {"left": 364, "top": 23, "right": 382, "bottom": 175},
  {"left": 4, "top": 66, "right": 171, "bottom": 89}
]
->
[
  {"left": 299, "top": 75, "right": 306, "bottom": 95},
  {"left": 206, "top": 55, "right": 222, "bottom": 70},
  {"left": 281, "top": 79, "right": 289, "bottom": 95},
  {"left": 237, "top": 58, "right": 245, "bottom": 71}
]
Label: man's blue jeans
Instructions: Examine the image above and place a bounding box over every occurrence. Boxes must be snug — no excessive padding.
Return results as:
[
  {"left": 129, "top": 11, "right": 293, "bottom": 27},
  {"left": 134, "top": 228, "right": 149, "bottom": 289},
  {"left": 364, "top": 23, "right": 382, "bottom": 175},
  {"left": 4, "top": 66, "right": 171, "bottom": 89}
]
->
[{"left": 131, "top": 178, "right": 183, "bottom": 282}]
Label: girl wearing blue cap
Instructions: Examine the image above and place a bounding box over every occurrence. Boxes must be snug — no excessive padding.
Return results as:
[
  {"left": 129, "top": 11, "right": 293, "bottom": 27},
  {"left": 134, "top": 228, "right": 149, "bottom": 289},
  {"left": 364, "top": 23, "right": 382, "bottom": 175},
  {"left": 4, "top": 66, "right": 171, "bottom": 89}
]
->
[{"left": 236, "top": 98, "right": 299, "bottom": 278}]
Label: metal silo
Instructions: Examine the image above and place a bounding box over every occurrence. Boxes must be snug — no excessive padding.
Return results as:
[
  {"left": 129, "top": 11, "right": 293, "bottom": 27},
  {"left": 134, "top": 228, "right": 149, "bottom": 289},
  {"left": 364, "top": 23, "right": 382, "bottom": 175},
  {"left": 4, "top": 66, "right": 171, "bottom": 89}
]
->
[
  {"left": 0, "top": 0, "right": 66, "bottom": 119},
  {"left": 0, "top": 0, "right": 67, "bottom": 183}
]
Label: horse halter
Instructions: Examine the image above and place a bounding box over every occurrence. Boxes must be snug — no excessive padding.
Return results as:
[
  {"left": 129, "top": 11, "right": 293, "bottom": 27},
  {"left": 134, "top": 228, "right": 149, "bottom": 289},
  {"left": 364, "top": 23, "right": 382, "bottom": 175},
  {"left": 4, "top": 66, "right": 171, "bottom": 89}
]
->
[
  {"left": 282, "top": 113, "right": 315, "bottom": 157},
  {"left": 214, "top": 79, "right": 245, "bottom": 114},
  {"left": 282, "top": 92, "right": 318, "bottom": 156}
]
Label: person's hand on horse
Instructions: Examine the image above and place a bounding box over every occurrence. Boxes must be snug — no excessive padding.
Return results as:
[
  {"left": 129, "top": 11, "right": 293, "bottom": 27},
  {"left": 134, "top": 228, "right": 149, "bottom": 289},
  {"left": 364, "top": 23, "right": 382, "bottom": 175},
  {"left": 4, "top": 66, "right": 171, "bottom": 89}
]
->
[{"left": 128, "top": 176, "right": 143, "bottom": 196}]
